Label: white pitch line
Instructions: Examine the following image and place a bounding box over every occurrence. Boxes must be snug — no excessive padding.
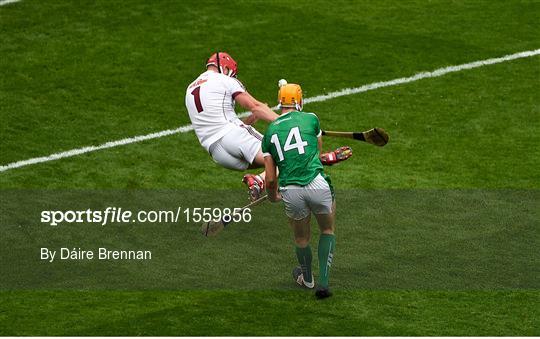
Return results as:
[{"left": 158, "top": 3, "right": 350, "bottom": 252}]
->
[
  {"left": 0, "top": 0, "right": 22, "bottom": 6},
  {"left": 302, "top": 49, "right": 540, "bottom": 105},
  {"left": 1, "top": 48, "right": 539, "bottom": 173}
]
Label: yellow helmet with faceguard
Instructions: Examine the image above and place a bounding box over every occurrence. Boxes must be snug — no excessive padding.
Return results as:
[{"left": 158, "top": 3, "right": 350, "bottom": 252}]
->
[{"left": 277, "top": 82, "right": 303, "bottom": 111}]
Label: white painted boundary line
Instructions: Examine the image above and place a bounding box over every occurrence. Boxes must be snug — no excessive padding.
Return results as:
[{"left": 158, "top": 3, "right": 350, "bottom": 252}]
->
[
  {"left": 303, "top": 49, "right": 540, "bottom": 105},
  {"left": 1, "top": 49, "right": 539, "bottom": 173},
  {"left": 0, "top": 0, "right": 22, "bottom": 6}
]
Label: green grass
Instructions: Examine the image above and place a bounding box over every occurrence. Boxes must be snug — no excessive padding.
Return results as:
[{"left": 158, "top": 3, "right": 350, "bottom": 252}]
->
[
  {"left": 1, "top": 55, "right": 538, "bottom": 189},
  {"left": 1, "top": 291, "right": 538, "bottom": 336},
  {"left": 1, "top": 0, "right": 539, "bottom": 336}
]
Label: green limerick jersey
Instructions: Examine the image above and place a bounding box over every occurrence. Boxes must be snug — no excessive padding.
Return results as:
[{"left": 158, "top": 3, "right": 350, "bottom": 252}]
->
[{"left": 261, "top": 111, "right": 323, "bottom": 186}]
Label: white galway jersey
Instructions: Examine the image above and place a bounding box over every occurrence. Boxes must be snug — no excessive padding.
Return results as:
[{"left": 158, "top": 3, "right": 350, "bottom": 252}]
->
[{"left": 185, "top": 70, "right": 246, "bottom": 151}]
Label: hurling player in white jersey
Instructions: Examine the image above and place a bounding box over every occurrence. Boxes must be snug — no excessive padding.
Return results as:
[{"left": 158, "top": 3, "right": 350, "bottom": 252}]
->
[{"left": 185, "top": 52, "right": 279, "bottom": 200}]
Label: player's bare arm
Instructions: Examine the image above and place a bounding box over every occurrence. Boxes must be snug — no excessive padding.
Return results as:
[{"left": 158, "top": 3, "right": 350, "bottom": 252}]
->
[
  {"left": 235, "top": 92, "right": 279, "bottom": 122},
  {"left": 263, "top": 155, "right": 281, "bottom": 202},
  {"left": 242, "top": 113, "right": 258, "bottom": 125}
]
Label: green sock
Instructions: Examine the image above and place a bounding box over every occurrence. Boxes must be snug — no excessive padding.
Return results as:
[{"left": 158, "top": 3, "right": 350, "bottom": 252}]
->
[
  {"left": 318, "top": 233, "right": 336, "bottom": 288},
  {"left": 295, "top": 245, "right": 313, "bottom": 283}
]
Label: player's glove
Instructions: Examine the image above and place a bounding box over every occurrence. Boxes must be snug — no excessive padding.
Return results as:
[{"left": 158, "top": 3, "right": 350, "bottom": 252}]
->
[{"left": 320, "top": 146, "right": 352, "bottom": 166}]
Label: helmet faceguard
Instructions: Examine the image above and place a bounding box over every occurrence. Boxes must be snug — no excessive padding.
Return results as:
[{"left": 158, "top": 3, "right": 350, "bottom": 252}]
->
[
  {"left": 278, "top": 83, "right": 303, "bottom": 111},
  {"left": 206, "top": 52, "right": 238, "bottom": 78}
]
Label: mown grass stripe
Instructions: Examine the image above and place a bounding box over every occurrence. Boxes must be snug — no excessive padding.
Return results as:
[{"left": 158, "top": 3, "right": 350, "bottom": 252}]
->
[{"left": 1, "top": 48, "right": 539, "bottom": 173}]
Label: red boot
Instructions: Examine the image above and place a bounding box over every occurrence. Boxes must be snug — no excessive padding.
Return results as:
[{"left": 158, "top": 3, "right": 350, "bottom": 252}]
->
[{"left": 242, "top": 174, "right": 265, "bottom": 201}]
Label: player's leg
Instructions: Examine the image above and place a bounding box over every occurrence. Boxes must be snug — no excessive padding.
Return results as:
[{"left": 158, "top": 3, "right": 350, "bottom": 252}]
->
[
  {"left": 307, "top": 174, "right": 336, "bottom": 299},
  {"left": 289, "top": 215, "right": 314, "bottom": 288},
  {"left": 248, "top": 150, "right": 265, "bottom": 169},
  {"left": 242, "top": 161, "right": 265, "bottom": 201},
  {"left": 237, "top": 126, "right": 267, "bottom": 200},
  {"left": 243, "top": 149, "right": 266, "bottom": 199},
  {"left": 210, "top": 126, "right": 264, "bottom": 199},
  {"left": 211, "top": 125, "right": 273, "bottom": 201},
  {"left": 209, "top": 137, "right": 251, "bottom": 171},
  {"left": 212, "top": 125, "right": 262, "bottom": 169},
  {"left": 244, "top": 152, "right": 281, "bottom": 200},
  {"left": 313, "top": 202, "right": 335, "bottom": 296},
  {"left": 281, "top": 187, "right": 315, "bottom": 289}
]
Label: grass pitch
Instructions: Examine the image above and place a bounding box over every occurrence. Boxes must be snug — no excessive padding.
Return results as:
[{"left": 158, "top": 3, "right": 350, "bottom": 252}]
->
[{"left": 1, "top": 0, "right": 539, "bottom": 336}]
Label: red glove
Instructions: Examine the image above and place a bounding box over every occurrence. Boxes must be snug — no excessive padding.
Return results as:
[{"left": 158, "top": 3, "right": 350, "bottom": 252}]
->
[{"left": 320, "top": 146, "right": 353, "bottom": 166}]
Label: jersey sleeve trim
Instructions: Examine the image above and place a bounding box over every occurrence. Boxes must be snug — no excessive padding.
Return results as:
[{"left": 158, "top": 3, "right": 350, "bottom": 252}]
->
[
  {"left": 233, "top": 78, "right": 246, "bottom": 90},
  {"left": 317, "top": 130, "right": 322, "bottom": 137},
  {"left": 226, "top": 77, "right": 246, "bottom": 99},
  {"left": 232, "top": 91, "right": 243, "bottom": 99}
]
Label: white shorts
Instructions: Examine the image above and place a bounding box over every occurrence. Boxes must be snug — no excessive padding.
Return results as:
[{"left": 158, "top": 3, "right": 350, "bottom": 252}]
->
[
  {"left": 208, "top": 124, "right": 263, "bottom": 170},
  {"left": 280, "top": 173, "right": 334, "bottom": 220}
]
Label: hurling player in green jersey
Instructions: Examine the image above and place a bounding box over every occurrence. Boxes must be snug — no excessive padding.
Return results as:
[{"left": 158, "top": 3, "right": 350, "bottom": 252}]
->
[{"left": 262, "top": 81, "right": 352, "bottom": 299}]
